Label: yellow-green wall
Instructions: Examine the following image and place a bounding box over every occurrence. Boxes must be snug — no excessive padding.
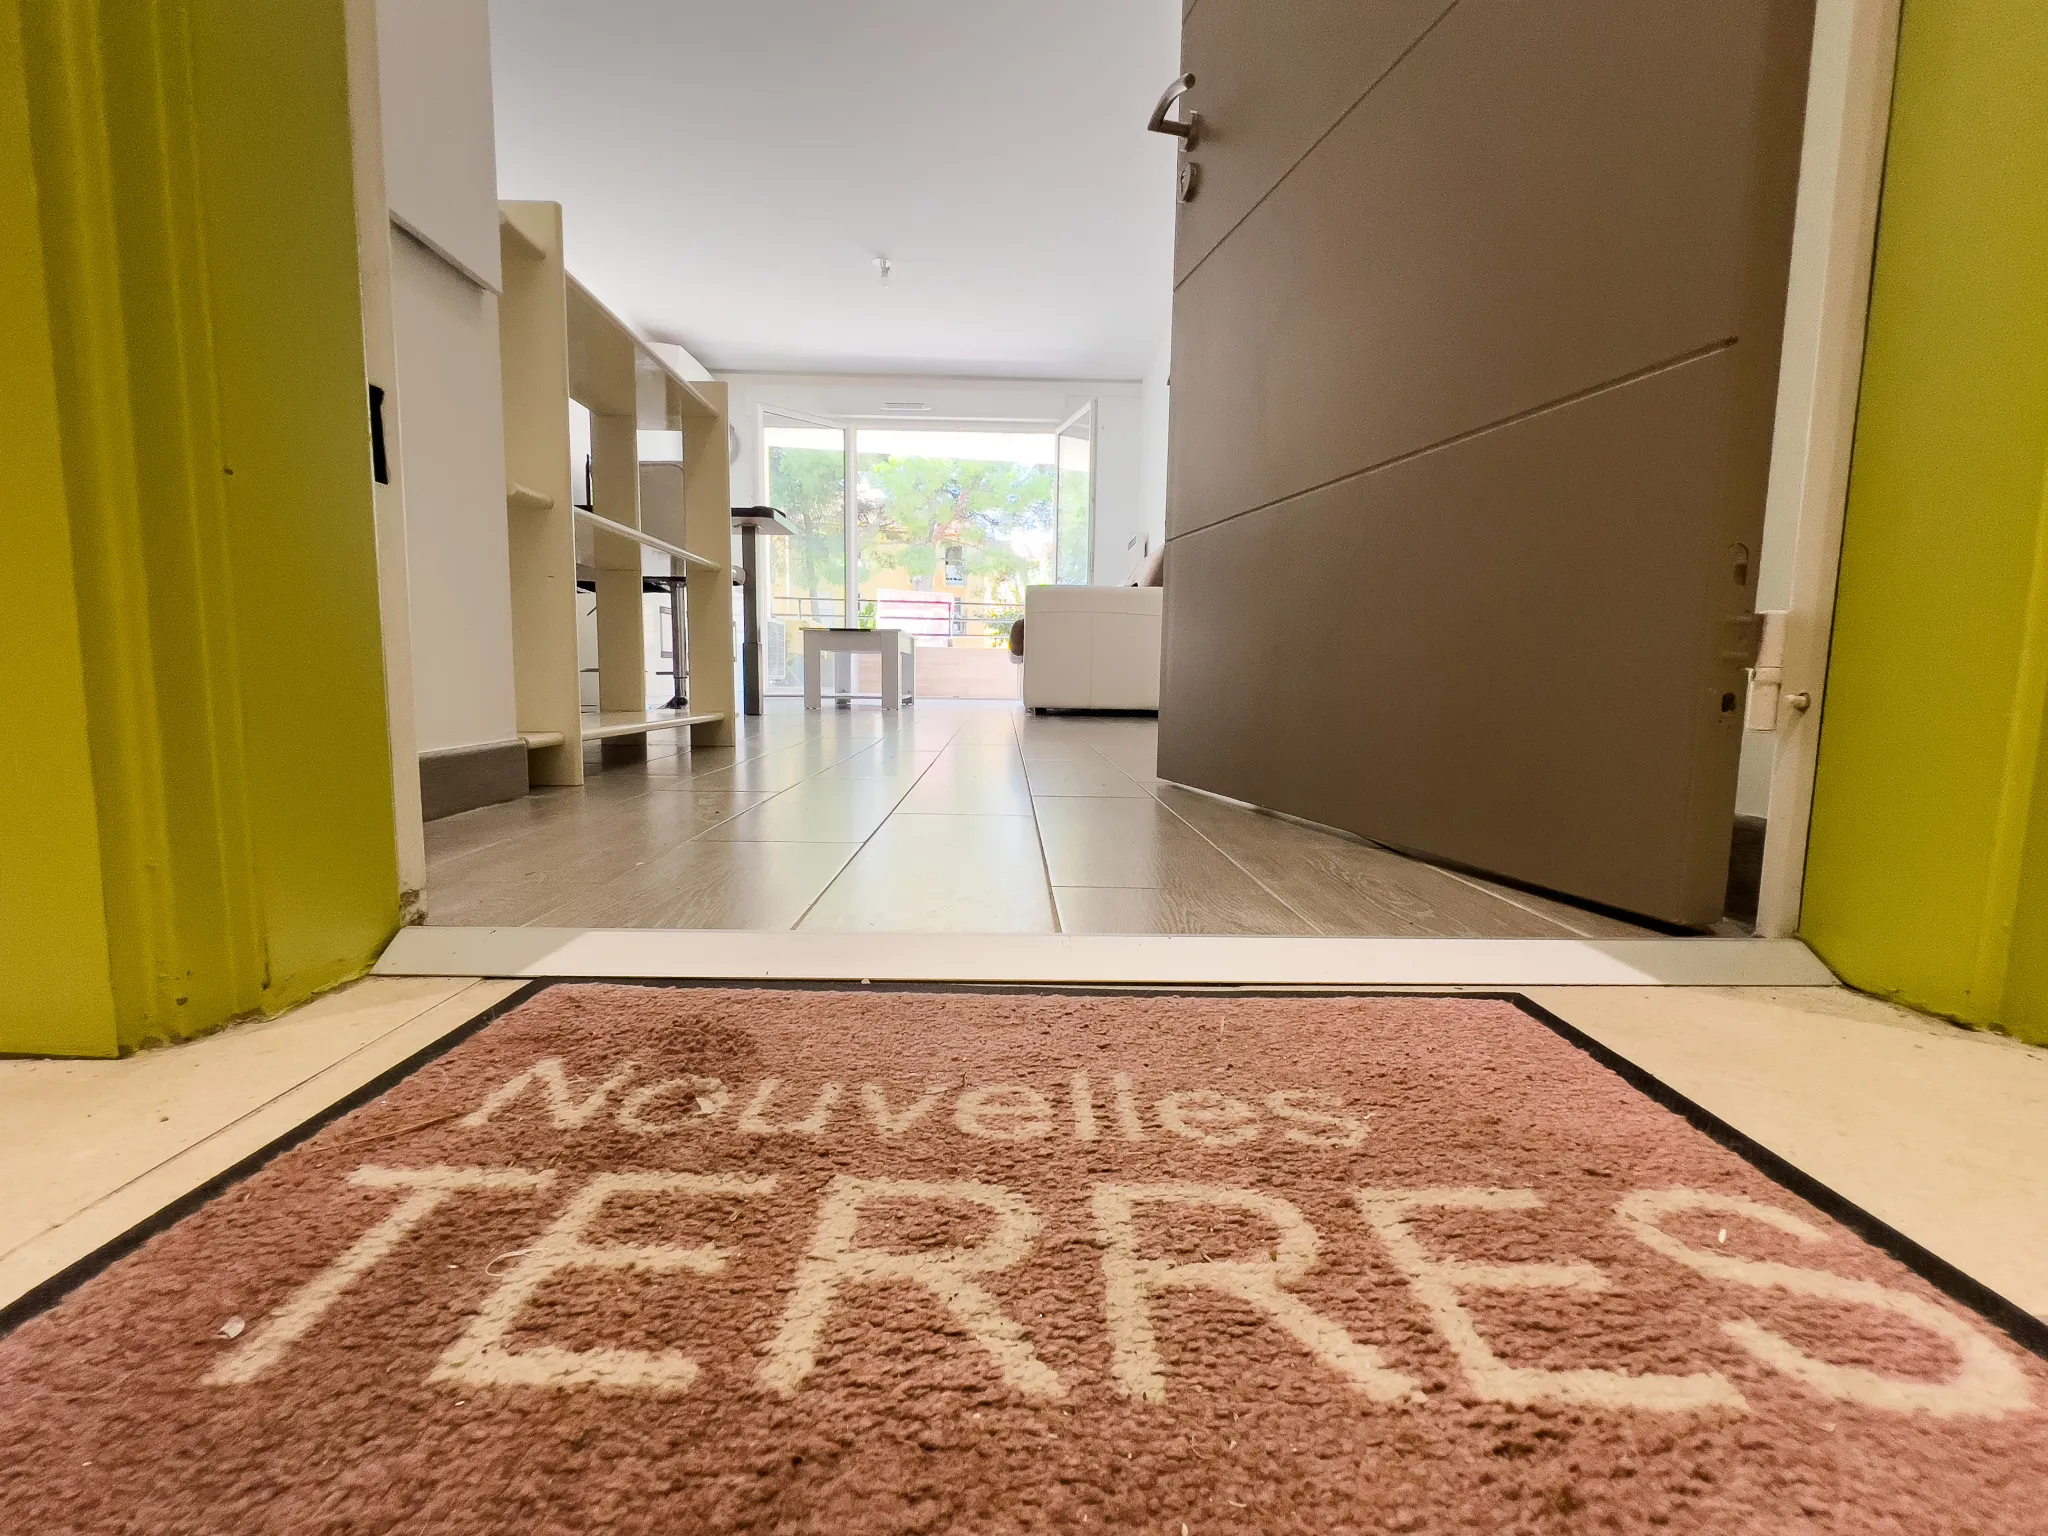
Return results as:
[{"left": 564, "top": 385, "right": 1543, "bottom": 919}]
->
[
  {"left": 1, "top": 0, "right": 119, "bottom": 1057},
  {"left": 1804, "top": 0, "right": 2048, "bottom": 1044},
  {"left": 4, "top": 0, "right": 397, "bottom": 1057}
]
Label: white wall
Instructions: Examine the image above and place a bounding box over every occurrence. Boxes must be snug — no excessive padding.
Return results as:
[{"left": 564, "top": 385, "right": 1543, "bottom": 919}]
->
[
  {"left": 389, "top": 230, "right": 520, "bottom": 753},
  {"left": 1091, "top": 394, "right": 1145, "bottom": 584},
  {"left": 1136, "top": 323, "right": 1172, "bottom": 559},
  {"left": 378, "top": 0, "right": 519, "bottom": 757},
  {"left": 377, "top": 0, "right": 502, "bottom": 290},
  {"left": 719, "top": 372, "right": 1145, "bottom": 584}
]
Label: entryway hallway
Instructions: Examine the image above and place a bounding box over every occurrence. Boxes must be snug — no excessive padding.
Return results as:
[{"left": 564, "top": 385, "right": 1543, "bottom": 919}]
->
[{"left": 422, "top": 701, "right": 1662, "bottom": 937}]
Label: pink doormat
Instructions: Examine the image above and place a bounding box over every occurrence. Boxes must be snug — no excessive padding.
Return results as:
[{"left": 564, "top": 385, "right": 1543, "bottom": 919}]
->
[{"left": 2, "top": 985, "right": 2041, "bottom": 1533}]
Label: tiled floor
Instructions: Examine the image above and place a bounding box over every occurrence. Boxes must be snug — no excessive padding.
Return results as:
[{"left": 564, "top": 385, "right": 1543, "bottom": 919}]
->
[
  {"left": 0, "top": 978, "right": 526, "bottom": 1313},
  {"left": 422, "top": 699, "right": 1659, "bottom": 936}
]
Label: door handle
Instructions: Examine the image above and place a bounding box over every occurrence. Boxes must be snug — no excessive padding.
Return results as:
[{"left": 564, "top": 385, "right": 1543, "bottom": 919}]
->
[{"left": 1146, "top": 73, "right": 1200, "bottom": 150}]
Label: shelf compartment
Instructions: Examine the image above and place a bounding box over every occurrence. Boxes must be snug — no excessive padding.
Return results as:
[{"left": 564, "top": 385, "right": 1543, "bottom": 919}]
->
[
  {"left": 573, "top": 507, "right": 719, "bottom": 569},
  {"left": 580, "top": 708, "right": 727, "bottom": 741}
]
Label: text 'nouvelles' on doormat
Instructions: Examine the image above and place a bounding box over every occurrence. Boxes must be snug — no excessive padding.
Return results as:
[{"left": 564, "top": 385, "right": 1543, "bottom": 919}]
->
[{"left": 1, "top": 984, "right": 2042, "bottom": 1533}]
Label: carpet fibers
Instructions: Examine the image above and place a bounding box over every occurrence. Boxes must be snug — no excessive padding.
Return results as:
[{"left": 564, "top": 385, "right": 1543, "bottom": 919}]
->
[{"left": 2, "top": 985, "right": 2042, "bottom": 1533}]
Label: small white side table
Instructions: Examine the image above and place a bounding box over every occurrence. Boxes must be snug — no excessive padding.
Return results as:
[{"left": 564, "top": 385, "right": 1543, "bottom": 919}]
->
[{"left": 803, "top": 627, "right": 916, "bottom": 711}]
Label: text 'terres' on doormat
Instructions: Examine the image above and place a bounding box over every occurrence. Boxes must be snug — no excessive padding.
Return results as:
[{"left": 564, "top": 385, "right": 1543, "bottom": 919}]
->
[{"left": 1, "top": 985, "right": 2041, "bottom": 1533}]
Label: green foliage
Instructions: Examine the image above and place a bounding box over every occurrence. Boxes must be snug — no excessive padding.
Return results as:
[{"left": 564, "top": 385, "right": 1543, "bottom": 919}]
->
[
  {"left": 1057, "top": 463, "right": 1092, "bottom": 585},
  {"left": 767, "top": 442, "right": 1060, "bottom": 622},
  {"left": 767, "top": 446, "right": 845, "bottom": 619},
  {"left": 858, "top": 453, "right": 1052, "bottom": 602}
]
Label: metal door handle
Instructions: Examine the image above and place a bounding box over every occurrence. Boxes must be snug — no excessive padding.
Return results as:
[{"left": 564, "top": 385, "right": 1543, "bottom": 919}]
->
[{"left": 1147, "top": 73, "right": 1199, "bottom": 150}]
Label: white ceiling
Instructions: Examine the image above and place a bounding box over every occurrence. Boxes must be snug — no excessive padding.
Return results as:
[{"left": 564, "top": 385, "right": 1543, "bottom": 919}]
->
[{"left": 488, "top": 0, "right": 1181, "bottom": 380}]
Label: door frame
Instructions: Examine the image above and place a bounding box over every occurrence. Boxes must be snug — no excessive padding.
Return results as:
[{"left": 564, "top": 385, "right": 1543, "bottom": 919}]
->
[
  {"left": 344, "top": 0, "right": 427, "bottom": 908},
  {"left": 1053, "top": 399, "right": 1098, "bottom": 585},
  {"left": 1752, "top": 0, "right": 1903, "bottom": 936},
  {"left": 758, "top": 403, "right": 857, "bottom": 628}
]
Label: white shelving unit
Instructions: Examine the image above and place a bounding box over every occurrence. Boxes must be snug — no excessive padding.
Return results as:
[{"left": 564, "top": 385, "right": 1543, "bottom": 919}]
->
[{"left": 497, "top": 201, "right": 734, "bottom": 786}]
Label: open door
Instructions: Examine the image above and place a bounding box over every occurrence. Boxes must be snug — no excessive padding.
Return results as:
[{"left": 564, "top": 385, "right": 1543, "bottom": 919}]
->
[
  {"left": 1054, "top": 401, "right": 1096, "bottom": 585},
  {"left": 1154, "top": 0, "right": 1817, "bottom": 926}
]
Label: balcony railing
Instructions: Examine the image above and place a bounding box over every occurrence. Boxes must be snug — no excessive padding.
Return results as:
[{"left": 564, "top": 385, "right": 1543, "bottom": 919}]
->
[
  {"left": 765, "top": 596, "right": 1020, "bottom": 649},
  {"left": 757, "top": 595, "right": 1020, "bottom": 694}
]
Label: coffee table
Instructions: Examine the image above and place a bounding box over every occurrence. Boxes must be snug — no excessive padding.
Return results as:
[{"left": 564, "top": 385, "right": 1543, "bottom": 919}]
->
[{"left": 802, "top": 627, "right": 916, "bottom": 711}]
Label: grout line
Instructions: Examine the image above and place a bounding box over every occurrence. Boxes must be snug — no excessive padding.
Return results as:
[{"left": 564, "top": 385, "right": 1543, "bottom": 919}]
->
[
  {"left": 1138, "top": 760, "right": 1327, "bottom": 935},
  {"left": 1172, "top": 336, "right": 1737, "bottom": 546},
  {"left": 675, "top": 718, "right": 894, "bottom": 844},
  {"left": 0, "top": 979, "right": 502, "bottom": 1266},
  {"left": 1018, "top": 712, "right": 1065, "bottom": 934},
  {"left": 1175, "top": 0, "right": 1461, "bottom": 292},
  {"left": 515, "top": 717, "right": 901, "bottom": 927},
  {"left": 431, "top": 707, "right": 932, "bottom": 928},
  {"left": 1153, "top": 764, "right": 1620, "bottom": 940},
  {"left": 1430, "top": 864, "right": 1590, "bottom": 938},
  {"left": 787, "top": 712, "right": 969, "bottom": 930},
  {"left": 677, "top": 775, "right": 805, "bottom": 842},
  {"left": 1146, "top": 773, "right": 1587, "bottom": 939}
]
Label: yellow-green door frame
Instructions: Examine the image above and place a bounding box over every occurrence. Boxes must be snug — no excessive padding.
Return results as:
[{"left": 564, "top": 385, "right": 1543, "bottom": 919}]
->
[
  {"left": 1803, "top": 0, "right": 2048, "bottom": 1043},
  {"left": 3, "top": 0, "right": 399, "bottom": 1057}
]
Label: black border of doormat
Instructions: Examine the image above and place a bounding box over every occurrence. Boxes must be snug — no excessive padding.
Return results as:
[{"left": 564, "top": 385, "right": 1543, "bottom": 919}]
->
[
  {"left": 1504, "top": 994, "right": 2048, "bottom": 1362},
  {"left": 3, "top": 979, "right": 2042, "bottom": 1367},
  {"left": 0, "top": 980, "right": 546, "bottom": 1340}
]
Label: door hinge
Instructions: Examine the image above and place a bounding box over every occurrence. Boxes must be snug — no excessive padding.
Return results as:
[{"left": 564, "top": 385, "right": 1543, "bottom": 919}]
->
[{"left": 1743, "top": 611, "right": 1810, "bottom": 731}]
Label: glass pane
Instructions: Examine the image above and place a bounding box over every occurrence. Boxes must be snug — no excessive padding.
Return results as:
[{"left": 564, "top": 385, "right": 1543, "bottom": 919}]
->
[
  {"left": 764, "top": 414, "right": 846, "bottom": 694},
  {"left": 1055, "top": 403, "right": 1095, "bottom": 585},
  {"left": 853, "top": 429, "right": 1054, "bottom": 693}
]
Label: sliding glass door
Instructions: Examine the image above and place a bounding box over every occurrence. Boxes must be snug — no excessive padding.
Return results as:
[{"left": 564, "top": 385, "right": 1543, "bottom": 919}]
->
[
  {"left": 756, "top": 407, "right": 1081, "bottom": 699},
  {"left": 761, "top": 410, "right": 849, "bottom": 694},
  {"left": 1054, "top": 400, "right": 1096, "bottom": 585}
]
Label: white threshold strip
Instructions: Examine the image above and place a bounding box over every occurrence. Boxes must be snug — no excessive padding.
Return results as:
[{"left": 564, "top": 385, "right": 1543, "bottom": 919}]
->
[{"left": 375, "top": 929, "right": 1837, "bottom": 989}]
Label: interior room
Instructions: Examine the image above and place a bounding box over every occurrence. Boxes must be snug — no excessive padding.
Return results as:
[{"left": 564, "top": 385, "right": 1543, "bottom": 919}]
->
[
  {"left": 8, "top": 1, "right": 2048, "bottom": 1530},
  {"left": 383, "top": 0, "right": 1786, "bottom": 942}
]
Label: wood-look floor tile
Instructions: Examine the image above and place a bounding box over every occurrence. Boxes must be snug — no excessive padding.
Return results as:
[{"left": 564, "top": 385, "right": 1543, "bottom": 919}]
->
[
  {"left": 666, "top": 744, "right": 740, "bottom": 779},
  {"left": 423, "top": 792, "right": 773, "bottom": 923},
  {"left": 425, "top": 790, "right": 669, "bottom": 878},
  {"left": 897, "top": 745, "right": 1032, "bottom": 814},
  {"left": 1052, "top": 883, "right": 1312, "bottom": 936},
  {"left": 1427, "top": 866, "right": 1662, "bottom": 938},
  {"left": 1093, "top": 744, "right": 1161, "bottom": 783},
  {"left": 421, "top": 699, "right": 1686, "bottom": 937},
  {"left": 1017, "top": 739, "right": 1101, "bottom": 760},
  {"left": 530, "top": 839, "right": 861, "bottom": 929},
  {"left": 799, "top": 814, "right": 1055, "bottom": 933},
  {"left": 423, "top": 792, "right": 576, "bottom": 864},
  {"left": 901, "top": 716, "right": 987, "bottom": 753},
  {"left": 936, "top": 706, "right": 1022, "bottom": 745},
  {"left": 831, "top": 744, "right": 941, "bottom": 780},
  {"left": 1029, "top": 793, "right": 1304, "bottom": 934},
  {"left": 687, "top": 739, "right": 862, "bottom": 792},
  {"left": 703, "top": 776, "right": 914, "bottom": 843},
  {"left": 1071, "top": 718, "right": 1160, "bottom": 748},
  {"left": 1023, "top": 753, "right": 1148, "bottom": 797},
  {"left": 1147, "top": 785, "right": 1591, "bottom": 938},
  {"left": 1015, "top": 722, "right": 1105, "bottom": 757}
]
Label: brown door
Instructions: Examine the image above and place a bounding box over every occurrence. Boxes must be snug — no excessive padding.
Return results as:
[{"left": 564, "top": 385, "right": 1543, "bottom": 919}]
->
[{"left": 1155, "top": 0, "right": 1815, "bottom": 927}]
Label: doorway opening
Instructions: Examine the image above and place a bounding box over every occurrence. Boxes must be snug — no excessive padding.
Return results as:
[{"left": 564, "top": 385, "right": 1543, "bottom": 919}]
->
[{"left": 398, "top": 1, "right": 1891, "bottom": 963}]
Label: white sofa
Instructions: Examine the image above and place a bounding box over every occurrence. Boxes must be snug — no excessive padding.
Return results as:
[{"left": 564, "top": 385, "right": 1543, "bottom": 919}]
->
[{"left": 1021, "top": 585, "right": 1163, "bottom": 711}]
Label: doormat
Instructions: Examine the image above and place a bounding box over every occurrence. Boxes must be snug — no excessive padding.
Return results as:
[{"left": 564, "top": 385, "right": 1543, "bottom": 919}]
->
[{"left": 1, "top": 985, "right": 2042, "bottom": 1534}]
